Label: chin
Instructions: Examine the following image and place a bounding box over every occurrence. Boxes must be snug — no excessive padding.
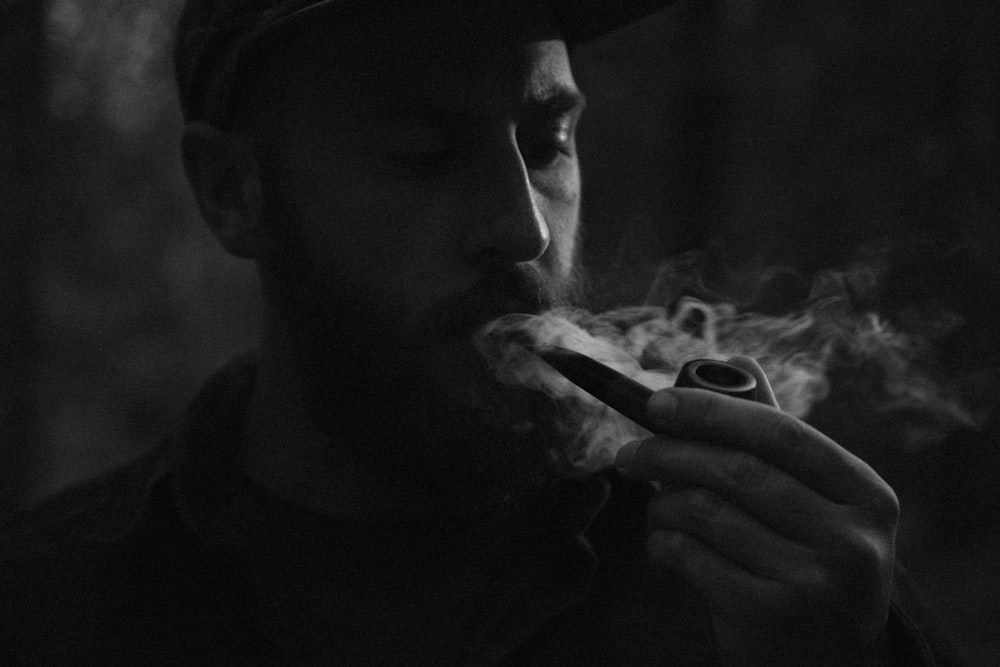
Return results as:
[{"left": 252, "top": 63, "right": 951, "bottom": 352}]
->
[
  {"left": 321, "top": 343, "right": 561, "bottom": 521},
  {"left": 290, "top": 302, "right": 578, "bottom": 519}
]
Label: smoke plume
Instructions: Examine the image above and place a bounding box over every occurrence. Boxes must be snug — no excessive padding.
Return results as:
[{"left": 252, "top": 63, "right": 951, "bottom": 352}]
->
[{"left": 476, "top": 254, "right": 989, "bottom": 470}]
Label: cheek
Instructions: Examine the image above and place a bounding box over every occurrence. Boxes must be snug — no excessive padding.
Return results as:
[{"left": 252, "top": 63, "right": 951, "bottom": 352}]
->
[
  {"left": 539, "top": 185, "right": 581, "bottom": 277},
  {"left": 295, "top": 177, "right": 459, "bottom": 321},
  {"left": 548, "top": 213, "right": 579, "bottom": 278},
  {"left": 288, "top": 128, "right": 449, "bottom": 266}
]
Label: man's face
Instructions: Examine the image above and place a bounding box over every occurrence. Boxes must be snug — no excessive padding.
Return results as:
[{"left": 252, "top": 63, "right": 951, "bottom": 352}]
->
[{"left": 251, "top": 1, "right": 586, "bottom": 519}]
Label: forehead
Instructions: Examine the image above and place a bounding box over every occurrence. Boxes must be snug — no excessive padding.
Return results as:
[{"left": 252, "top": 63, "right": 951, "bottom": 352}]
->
[{"left": 277, "top": 1, "right": 576, "bottom": 117}]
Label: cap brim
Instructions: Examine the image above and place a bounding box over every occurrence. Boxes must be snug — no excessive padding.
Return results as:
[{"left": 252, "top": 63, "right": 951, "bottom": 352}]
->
[
  {"left": 550, "top": 0, "right": 679, "bottom": 44},
  {"left": 262, "top": 0, "right": 678, "bottom": 49},
  {"left": 205, "top": 0, "right": 677, "bottom": 125}
]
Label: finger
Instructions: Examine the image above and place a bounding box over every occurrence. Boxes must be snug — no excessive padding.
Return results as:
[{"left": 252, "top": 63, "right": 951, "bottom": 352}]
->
[
  {"left": 647, "top": 487, "right": 815, "bottom": 580},
  {"left": 622, "top": 438, "right": 840, "bottom": 542},
  {"left": 726, "top": 355, "right": 779, "bottom": 409},
  {"left": 640, "top": 389, "right": 886, "bottom": 505},
  {"left": 646, "top": 529, "right": 776, "bottom": 628}
]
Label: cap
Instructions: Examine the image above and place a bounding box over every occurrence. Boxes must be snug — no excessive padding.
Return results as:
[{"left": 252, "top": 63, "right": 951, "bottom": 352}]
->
[{"left": 174, "top": 0, "right": 677, "bottom": 126}]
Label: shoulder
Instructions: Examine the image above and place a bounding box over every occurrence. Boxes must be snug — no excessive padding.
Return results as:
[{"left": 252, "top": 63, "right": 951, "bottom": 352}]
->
[
  {"left": 0, "top": 440, "right": 267, "bottom": 664},
  {"left": 1, "top": 353, "right": 259, "bottom": 561},
  {"left": 0, "top": 439, "right": 175, "bottom": 561}
]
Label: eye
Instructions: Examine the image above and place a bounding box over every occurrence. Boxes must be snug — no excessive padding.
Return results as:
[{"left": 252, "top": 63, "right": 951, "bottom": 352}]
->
[
  {"left": 519, "top": 121, "right": 574, "bottom": 171},
  {"left": 369, "top": 118, "right": 457, "bottom": 169},
  {"left": 386, "top": 146, "right": 457, "bottom": 169}
]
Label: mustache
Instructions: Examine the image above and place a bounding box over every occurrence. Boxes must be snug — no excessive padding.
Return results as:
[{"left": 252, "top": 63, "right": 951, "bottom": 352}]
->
[{"left": 424, "top": 264, "right": 578, "bottom": 340}]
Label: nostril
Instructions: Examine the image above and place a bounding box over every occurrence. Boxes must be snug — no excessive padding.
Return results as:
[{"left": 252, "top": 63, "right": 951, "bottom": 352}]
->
[{"left": 465, "top": 214, "right": 550, "bottom": 266}]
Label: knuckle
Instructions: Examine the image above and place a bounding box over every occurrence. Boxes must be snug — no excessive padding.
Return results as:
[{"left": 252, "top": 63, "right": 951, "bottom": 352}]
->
[
  {"left": 646, "top": 530, "right": 687, "bottom": 568},
  {"left": 685, "top": 488, "right": 721, "bottom": 521},
  {"left": 721, "top": 450, "right": 769, "bottom": 490},
  {"left": 844, "top": 529, "right": 893, "bottom": 578},
  {"left": 872, "top": 483, "right": 901, "bottom": 526},
  {"left": 625, "top": 438, "right": 660, "bottom": 474},
  {"left": 691, "top": 389, "right": 725, "bottom": 424},
  {"left": 647, "top": 489, "right": 722, "bottom": 531},
  {"left": 806, "top": 530, "right": 892, "bottom": 608},
  {"left": 663, "top": 530, "right": 687, "bottom": 552},
  {"left": 791, "top": 564, "right": 833, "bottom": 600},
  {"left": 646, "top": 439, "right": 674, "bottom": 470},
  {"left": 760, "top": 413, "right": 808, "bottom": 452}
]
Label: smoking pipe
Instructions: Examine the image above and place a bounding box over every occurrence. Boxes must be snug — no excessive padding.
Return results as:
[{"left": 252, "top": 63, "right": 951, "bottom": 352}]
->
[{"left": 534, "top": 346, "right": 757, "bottom": 433}]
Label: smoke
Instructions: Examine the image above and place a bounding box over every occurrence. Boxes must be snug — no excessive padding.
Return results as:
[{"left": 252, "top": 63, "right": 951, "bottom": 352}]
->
[{"left": 476, "top": 253, "right": 989, "bottom": 470}]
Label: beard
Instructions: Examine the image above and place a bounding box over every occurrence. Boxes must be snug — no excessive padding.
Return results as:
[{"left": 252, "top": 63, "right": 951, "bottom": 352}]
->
[{"left": 258, "top": 172, "right": 588, "bottom": 526}]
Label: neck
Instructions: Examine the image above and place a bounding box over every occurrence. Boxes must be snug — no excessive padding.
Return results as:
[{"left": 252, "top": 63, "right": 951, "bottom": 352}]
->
[{"left": 239, "top": 308, "right": 426, "bottom": 522}]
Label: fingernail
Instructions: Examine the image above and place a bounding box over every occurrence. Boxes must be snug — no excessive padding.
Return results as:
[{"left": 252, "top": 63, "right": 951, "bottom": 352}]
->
[
  {"left": 615, "top": 440, "right": 640, "bottom": 472},
  {"left": 648, "top": 390, "right": 677, "bottom": 420}
]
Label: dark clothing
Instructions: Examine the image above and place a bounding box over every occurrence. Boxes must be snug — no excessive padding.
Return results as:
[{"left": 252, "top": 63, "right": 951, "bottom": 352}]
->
[{"left": 1, "top": 355, "right": 950, "bottom": 665}]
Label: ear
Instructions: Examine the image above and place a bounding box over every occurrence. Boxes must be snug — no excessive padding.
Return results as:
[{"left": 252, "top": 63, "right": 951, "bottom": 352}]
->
[{"left": 181, "top": 121, "right": 265, "bottom": 258}]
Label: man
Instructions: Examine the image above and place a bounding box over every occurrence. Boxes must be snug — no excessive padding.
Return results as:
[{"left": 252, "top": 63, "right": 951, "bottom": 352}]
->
[{"left": 1, "top": 0, "right": 952, "bottom": 664}]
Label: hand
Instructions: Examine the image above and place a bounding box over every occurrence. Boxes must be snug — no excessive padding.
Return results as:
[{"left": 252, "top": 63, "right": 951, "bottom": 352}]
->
[{"left": 614, "top": 357, "right": 898, "bottom": 666}]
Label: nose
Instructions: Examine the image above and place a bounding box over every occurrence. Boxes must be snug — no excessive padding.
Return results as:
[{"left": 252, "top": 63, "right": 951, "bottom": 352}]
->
[{"left": 461, "top": 141, "right": 550, "bottom": 266}]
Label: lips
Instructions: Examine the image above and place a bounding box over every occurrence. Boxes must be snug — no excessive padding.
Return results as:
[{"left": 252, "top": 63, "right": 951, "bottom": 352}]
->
[
  {"left": 432, "top": 268, "right": 557, "bottom": 341},
  {"left": 451, "top": 305, "right": 542, "bottom": 346}
]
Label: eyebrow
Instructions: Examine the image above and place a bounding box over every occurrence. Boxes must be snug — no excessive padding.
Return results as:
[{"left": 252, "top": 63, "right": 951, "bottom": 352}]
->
[
  {"left": 527, "top": 87, "right": 588, "bottom": 118},
  {"left": 372, "top": 87, "right": 587, "bottom": 127}
]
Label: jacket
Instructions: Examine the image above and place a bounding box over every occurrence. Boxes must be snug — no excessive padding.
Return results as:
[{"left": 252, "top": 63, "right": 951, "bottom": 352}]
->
[{"left": 1, "top": 354, "right": 953, "bottom": 665}]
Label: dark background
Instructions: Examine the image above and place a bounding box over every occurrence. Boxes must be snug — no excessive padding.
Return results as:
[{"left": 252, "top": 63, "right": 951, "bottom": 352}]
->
[{"left": 1, "top": 0, "right": 997, "bottom": 663}]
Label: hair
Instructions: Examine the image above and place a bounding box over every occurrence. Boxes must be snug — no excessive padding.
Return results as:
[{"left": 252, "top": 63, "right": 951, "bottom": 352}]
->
[
  {"left": 222, "top": 35, "right": 317, "bottom": 294},
  {"left": 224, "top": 45, "right": 286, "bottom": 143},
  {"left": 221, "top": 7, "right": 362, "bottom": 136}
]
